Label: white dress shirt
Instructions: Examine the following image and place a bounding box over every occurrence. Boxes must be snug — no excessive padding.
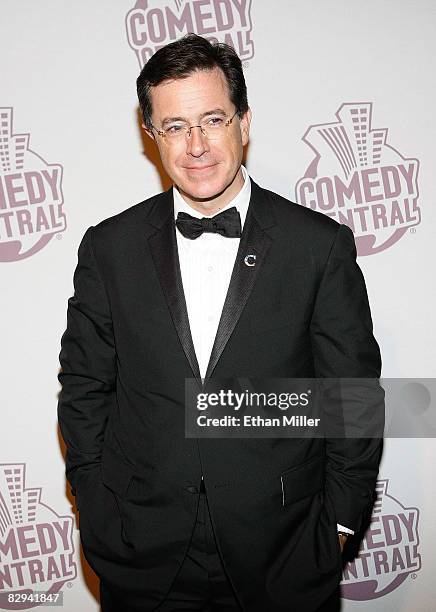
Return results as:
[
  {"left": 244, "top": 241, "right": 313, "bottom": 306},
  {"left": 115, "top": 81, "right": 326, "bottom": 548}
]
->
[
  {"left": 173, "top": 165, "right": 250, "bottom": 381},
  {"left": 172, "top": 165, "right": 354, "bottom": 536}
]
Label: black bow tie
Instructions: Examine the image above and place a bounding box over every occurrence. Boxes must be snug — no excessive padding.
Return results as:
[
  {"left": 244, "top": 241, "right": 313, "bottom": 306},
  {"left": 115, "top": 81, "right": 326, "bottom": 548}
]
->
[{"left": 176, "top": 206, "right": 242, "bottom": 240}]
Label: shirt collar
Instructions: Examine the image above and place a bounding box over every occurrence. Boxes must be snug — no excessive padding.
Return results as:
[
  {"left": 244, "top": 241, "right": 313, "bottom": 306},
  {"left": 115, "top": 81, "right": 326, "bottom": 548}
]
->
[{"left": 173, "top": 165, "right": 251, "bottom": 231}]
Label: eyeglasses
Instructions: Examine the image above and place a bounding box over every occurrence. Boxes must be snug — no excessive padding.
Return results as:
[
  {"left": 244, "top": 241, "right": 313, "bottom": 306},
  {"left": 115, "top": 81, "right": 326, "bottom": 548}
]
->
[{"left": 151, "top": 110, "right": 238, "bottom": 143}]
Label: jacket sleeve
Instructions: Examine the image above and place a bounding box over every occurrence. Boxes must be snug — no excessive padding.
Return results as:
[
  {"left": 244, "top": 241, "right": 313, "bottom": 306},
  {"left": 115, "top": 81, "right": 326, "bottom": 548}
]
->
[
  {"left": 310, "top": 223, "right": 384, "bottom": 533},
  {"left": 57, "top": 226, "right": 116, "bottom": 495}
]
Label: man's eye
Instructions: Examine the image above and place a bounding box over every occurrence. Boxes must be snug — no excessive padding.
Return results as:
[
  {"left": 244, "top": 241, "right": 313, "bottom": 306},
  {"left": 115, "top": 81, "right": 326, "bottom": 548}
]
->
[
  {"left": 166, "top": 125, "right": 185, "bottom": 134},
  {"left": 206, "top": 117, "right": 224, "bottom": 127}
]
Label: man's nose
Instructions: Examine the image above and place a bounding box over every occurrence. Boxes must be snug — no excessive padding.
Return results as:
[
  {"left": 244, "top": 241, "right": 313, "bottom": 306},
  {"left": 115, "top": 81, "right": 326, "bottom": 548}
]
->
[{"left": 186, "top": 126, "right": 210, "bottom": 157}]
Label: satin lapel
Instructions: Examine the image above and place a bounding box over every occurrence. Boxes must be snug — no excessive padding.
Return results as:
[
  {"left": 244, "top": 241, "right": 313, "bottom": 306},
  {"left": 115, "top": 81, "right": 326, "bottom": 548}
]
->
[
  {"left": 204, "top": 180, "right": 277, "bottom": 383},
  {"left": 147, "top": 189, "right": 201, "bottom": 383}
]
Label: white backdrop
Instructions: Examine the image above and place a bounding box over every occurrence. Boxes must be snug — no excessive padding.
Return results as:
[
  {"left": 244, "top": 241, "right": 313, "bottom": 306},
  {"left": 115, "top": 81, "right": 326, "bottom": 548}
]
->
[{"left": 1, "top": 1, "right": 435, "bottom": 610}]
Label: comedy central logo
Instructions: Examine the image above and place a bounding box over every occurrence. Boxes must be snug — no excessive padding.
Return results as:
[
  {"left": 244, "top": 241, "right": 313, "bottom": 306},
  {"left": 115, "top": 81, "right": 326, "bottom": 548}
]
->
[
  {"left": 0, "top": 108, "right": 65, "bottom": 262},
  {"left": 295, "top": 103, "right": 420, "bottom": 255},
  {"left": 341, "top": 479, "right": 421, "bottom": 601},
  {"left": 0, "top": 463, "right": 76, "bottom": 609},
  {"left": 126, "top": 0, "right": 254, "bottom": 68}
]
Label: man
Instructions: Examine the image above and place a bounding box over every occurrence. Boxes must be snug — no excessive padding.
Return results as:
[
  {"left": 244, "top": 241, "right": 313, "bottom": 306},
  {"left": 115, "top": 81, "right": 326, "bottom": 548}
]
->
[{"left": 58, "top": 34, "right": 383, "bottom": 611}]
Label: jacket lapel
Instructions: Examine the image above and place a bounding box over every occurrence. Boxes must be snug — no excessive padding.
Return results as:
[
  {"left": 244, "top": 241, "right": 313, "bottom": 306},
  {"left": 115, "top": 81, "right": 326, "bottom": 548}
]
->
[
  {"left": 204, "top": 179, "right": 277, "bottom": 383},
  {"left": 147, "top": 188, "right": 202, "bottom": 382}
]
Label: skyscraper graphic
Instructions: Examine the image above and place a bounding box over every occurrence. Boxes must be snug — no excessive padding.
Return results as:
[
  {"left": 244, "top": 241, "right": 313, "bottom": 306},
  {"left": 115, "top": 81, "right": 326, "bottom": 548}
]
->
[
  {"left": 0, "top": 464, "right": 41, "bottom": 537},
  {"left": 369, "top": 129, "right": 387, "bottom": 166},
  {"left": 0, "top": 108, "right": 30, "bottom": 173},
  {"left": 302, "top": 103, "right": 388, "bottom": 179},
  {"left": 0, "top": 108, "right": 12, "bottom": 173}
]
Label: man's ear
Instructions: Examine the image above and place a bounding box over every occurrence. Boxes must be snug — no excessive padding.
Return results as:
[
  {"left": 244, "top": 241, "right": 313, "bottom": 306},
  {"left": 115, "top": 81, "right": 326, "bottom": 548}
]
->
[
  {"left": 141, "top": 122, "right": 155, "bottom": 141},
  {"left": 240, "top": 108, "right": 252, "bottom": 147}
]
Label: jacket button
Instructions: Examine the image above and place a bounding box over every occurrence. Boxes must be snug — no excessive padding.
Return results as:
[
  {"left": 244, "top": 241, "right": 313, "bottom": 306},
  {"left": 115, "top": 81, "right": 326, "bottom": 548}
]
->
[{"left": 186, "top": 485, "right": 198, "bottom": 493}]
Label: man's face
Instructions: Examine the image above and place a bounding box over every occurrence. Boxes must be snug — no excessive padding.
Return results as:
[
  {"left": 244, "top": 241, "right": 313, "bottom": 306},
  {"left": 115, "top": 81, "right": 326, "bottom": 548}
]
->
[{"left": 145, "top": 68, "right": 251, "bottom": 210}]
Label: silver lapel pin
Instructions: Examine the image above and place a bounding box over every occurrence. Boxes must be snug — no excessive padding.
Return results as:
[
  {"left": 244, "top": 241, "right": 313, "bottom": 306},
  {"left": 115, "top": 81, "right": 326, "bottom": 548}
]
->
[{"left": 244, "top": 254, "right": 256, "bottom": 267}]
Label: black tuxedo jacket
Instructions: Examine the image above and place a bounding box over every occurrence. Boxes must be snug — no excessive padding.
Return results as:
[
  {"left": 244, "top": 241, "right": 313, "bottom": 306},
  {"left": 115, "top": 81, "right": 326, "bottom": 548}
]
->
[{"left": 58, "top": 178, "right": 383, "bottom": 611}]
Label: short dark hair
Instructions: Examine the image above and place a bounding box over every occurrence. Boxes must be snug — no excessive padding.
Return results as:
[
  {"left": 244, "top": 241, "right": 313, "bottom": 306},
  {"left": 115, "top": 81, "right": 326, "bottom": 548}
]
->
[{"left": 136, "top": 34, "right": 248, "bottom": 129}]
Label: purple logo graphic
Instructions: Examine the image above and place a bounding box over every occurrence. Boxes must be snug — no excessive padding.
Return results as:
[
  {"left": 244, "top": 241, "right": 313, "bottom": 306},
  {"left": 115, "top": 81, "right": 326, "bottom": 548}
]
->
[
  {"left": 0, "top": 108, "right": 65, "bottom": 263},
  {"left": 341, "top": 479, "right": 421, "bottom": 600},
  {"left": 295, "top": 103, "right": 420, "bottom": 255},
  {"left": 126, "top": 0, "right": 254, "bottom": 68},
  {"left": 0, "top": 463, "right": 77, "bottom": 609}
]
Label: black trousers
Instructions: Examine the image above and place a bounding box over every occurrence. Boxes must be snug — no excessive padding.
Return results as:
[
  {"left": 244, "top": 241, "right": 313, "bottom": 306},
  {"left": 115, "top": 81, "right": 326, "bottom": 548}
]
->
[
  {"left": 155, "top": 483, "right": 242, "bottom": 611},
  {"left": 100, "top": 485, "right": 341, "bottom": 611}
]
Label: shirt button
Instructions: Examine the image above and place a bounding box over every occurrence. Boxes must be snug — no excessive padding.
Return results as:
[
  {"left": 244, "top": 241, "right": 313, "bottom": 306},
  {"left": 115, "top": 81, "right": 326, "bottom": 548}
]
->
[
  {"left": 207, "top": 265, "right": 213, "bottom": 272},
  {"left": 208, "top": 316, "right": 213, "bottom": 322}
]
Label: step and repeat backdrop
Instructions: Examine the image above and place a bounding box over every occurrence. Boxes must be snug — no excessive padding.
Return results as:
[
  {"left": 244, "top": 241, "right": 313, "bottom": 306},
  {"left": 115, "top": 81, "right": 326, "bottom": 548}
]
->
[{"left": 1, "top": 1, "right": 435, "bottom": 610}]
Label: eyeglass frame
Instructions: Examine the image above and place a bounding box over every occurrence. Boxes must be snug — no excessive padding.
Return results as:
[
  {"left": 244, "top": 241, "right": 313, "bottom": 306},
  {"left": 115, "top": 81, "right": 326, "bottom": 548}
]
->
[{"left": 150, "top": 110, "right": 239, "bottom": 141}]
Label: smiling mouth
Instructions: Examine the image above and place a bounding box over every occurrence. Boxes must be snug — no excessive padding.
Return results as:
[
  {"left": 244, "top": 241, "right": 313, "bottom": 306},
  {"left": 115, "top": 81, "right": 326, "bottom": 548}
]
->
[{"left": 184, "top": 164, "right": 217, "bottom": 171}]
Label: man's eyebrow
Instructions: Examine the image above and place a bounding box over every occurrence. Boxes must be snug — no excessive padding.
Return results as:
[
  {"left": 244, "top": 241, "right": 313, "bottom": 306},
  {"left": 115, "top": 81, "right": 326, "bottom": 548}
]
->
[{"left": 160, "top": 109, "right": 227, "bottom": 127}]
